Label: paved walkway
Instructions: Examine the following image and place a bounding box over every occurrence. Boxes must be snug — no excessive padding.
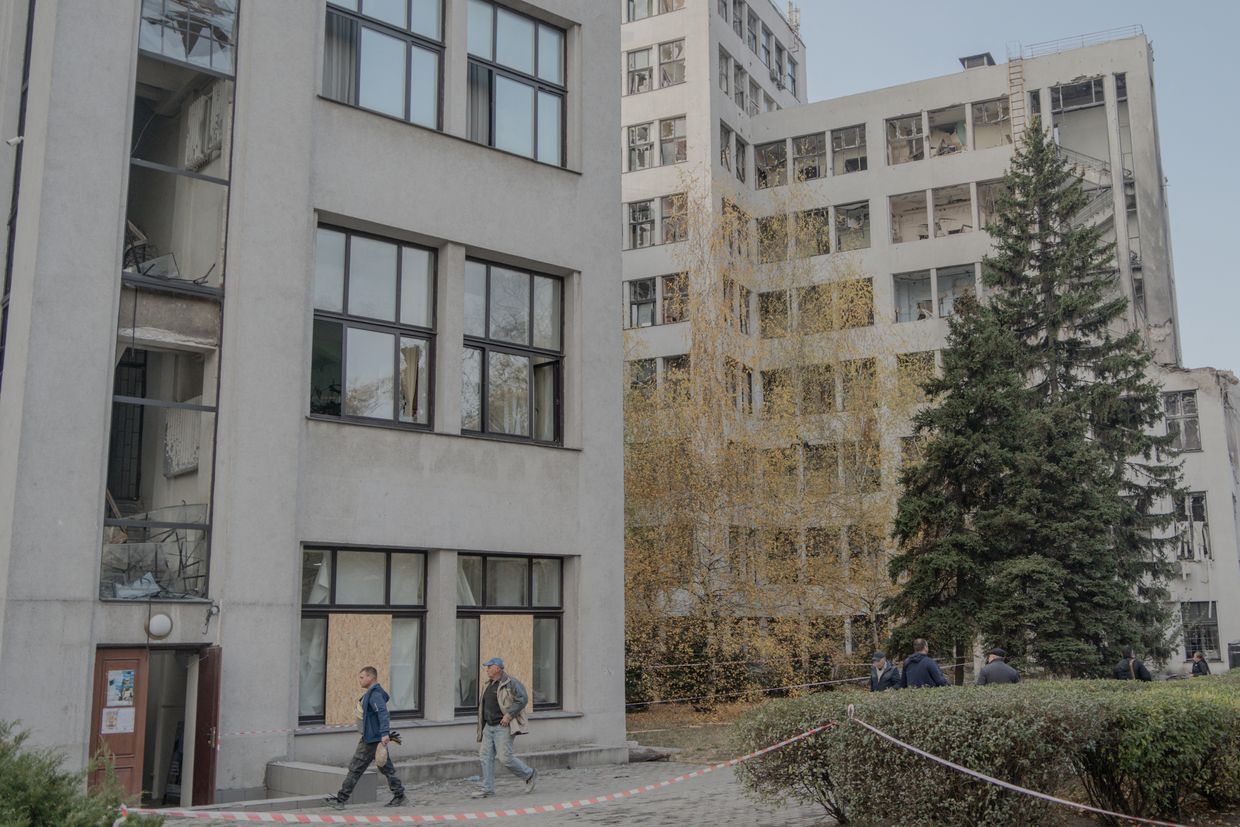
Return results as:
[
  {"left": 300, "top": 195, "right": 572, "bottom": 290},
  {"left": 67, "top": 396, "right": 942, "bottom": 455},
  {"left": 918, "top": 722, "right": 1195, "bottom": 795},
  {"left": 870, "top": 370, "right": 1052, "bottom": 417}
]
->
[{"left": 162, "top": 760, "right": 833, "bottom": 826}]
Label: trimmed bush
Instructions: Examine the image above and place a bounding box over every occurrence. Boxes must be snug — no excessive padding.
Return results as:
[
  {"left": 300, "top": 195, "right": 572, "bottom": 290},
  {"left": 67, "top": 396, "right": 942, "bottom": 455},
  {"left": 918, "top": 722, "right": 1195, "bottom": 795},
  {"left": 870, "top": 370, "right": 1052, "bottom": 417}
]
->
[
  {"left": 733, "top": 674, "right": 1240, "bottom": 826},
  {"left": 0, "top": 720, "right": 163, "bottom": 826}
]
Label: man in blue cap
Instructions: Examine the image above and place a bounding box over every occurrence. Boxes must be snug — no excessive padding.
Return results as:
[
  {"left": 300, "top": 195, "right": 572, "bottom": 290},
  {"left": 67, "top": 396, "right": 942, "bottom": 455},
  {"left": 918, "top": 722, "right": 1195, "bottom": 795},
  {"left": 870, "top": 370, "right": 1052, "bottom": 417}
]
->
[{"left": 472, "top": 656, "right": 537, "bottom": 798}]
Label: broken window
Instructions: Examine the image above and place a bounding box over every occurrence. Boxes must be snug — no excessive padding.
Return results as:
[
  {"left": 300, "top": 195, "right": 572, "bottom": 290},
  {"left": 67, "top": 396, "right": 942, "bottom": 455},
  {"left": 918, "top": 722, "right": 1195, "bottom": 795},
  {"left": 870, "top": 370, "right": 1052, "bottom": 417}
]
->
[
  {"left": 735, "top": 135, "right": 748, "bottom": 183},
  {"left": 842, "top": 440, "right": 881, "bottom": 494},
  {"left": 932, "top": 184, "right": 973, "bottom": 237},
  {"left": 721, "top": 122, "right": 734, "bottom": 171},
  {"left": 972, "top": 97, "right": 1011, "bottom": 149},
  {"left": 102, "top": 347, "right": 217, "bottom": 600},
  {"left": 1181, "top": 601, "right": 1220, "bottom": 661},
  {"left": 792, "top": 133, "right": 826, "bottom": 181},
  {"left": 662, "top": 273, "right": 688, "bottom": 323},
  {"left": 759, "top": 291, "right": 789, "bottom": 339},
  {"left": 660, "top": 116, "right": 687, "bottom": 165},
  {"left": 725, "top": 277, "right": 753, "bottom": 334},
  {"left": 893, "top": 270, "right": 932, "bottom": 322},
  {"left": 761, "top": 367, "right": 792, "bottom": 414},
  {"left": 1051, "top": 77, "right": 1104, "bottom": 113},
  {"left": 936, "top": 264, "right": 976, "bottom": 317},
  {"left": 977, "top": 179, "right": 1004, "bottom": 229},
  {"left": 733, "top": 64, "right": 746, "bottom": 110},
  {"left": 757, "top": 215, "right": 788, "bottom": 263},
  {"left": 659, "top": 39, "right": 686, "bottom": 87},
  {"left": 794, "top": 208, "right": 830, "bottom": 258},
  {"left": 663, "top": 354, "right": 690, "bottom": 391},
  {"left": 661, "top": 193, "right": 688, "bottom": 244},
  {"left": 626, "top": 48, "right": 652, "bottom": 95},
  {"left": 629, "top": 358, "right": 656, "bottom": 390},
  {"left": 831, "top": 124, "right": 867, "bottom": 174},
  {"left": 748, "top": 79, "right": 761, "bottom": 116},
  {"left": 1029, "top": 89, "right": 1041, "bottom": 119},
  {"left": 719, "top": 46, "right": 731, "bottom": 94},
  {"left": 755, "top": 141, "right": 788, "bottom": 189},
  {"left": 1164, "top": 391, "right": 1202, "bottom": 451},
  {"left": 890, "top": 191, "right": 928, "bottom": 244},
  {"left": 628, "top": 278, "right": 655, "bottom": 328},
  {"left": 627, "top": 122, "right": 654, "bottom": 171},
  {"left": 835, "top": 201, "right": 870, "bottom": 251},
  {"left": 840, "top": 359, "right": 876, "bottom": 410},
  {"left": 927, "top": 105, "right": 967, "bottom": 156},
  {"left": 887, "top": 114, "right": 924, "bottom": 165},
  {"left": 140, "top": 0, "right": 237, "bottom": 72},
  {"left": 627, "top": 200, "right": 654, "bottom": 249},
  {"left": 1174, "top": 492, "right": 1211, "bottom": 561},
  {"left": 837, "top": 278, "right": 873, "bottom": 328},
  {"left": 897, "top": 351, "right": 936, "bottom": 400},
  {"left": 800, "top": 364, "right": 836, "bottom": 414},
  {"left": 803, "top": 442, "right": 839, "bottom": 492}
]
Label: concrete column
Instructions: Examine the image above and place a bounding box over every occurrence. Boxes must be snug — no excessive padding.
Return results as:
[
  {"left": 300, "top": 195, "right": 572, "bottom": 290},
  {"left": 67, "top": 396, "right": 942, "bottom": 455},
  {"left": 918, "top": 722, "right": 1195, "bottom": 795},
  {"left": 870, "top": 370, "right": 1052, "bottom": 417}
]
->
[
  {"left": 441, "top": 0, "right": 468, "bottom": 139},
  {"left": 423, "top": 550, "right": 459, "bottom": 721},
  {"left": 434, "top": 242, "right": 465, "bottom": 435}
]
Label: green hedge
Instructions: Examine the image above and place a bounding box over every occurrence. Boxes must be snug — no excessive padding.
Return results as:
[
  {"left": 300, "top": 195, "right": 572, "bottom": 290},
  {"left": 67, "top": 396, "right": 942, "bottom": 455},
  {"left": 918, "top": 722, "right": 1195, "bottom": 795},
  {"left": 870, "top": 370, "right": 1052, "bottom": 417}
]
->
[
  {"left": 733, "top": 673, "right": 1240, "bottom": 826},
  {"left": 0, "top": 721, "right": 163, "bottom": 827}
]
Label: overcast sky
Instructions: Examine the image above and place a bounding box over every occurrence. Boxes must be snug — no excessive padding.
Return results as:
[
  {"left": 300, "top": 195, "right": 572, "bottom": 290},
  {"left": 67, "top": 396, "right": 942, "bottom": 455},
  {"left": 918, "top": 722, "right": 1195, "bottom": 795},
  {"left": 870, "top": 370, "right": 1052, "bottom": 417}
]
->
[{"left": 794, "top": 0, "right": 1240, "bottom": 373}]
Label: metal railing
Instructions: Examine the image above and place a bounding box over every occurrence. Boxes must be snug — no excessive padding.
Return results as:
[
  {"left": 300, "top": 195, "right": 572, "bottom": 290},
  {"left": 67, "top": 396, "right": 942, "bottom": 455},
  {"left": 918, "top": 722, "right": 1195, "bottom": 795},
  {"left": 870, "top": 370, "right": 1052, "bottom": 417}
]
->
[{"left": 1009, "top": 25, "right": 1144, "bottom": 60}]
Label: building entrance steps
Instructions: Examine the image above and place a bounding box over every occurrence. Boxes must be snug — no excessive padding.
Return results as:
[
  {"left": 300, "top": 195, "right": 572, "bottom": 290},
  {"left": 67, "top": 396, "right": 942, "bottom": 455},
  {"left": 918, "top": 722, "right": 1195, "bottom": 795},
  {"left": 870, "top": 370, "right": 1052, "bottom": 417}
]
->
[{"left": 265, "top": 743, "right": 629, "bottom": 802}]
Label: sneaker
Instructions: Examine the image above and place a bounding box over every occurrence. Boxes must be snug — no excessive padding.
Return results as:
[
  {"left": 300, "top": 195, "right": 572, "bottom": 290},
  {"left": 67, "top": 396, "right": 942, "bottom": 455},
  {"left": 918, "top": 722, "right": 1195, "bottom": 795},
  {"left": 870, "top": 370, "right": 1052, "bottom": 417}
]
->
[
  {"left": 524, "top": 768, "right": 537, "bottom": 794},
  {"left": 324, "top": 794, "right": 347, "bottom": 811},
  {"left": 470, "top": 789, "right": 494, "bottom": 799},
  {"left": 386, "top": 793, "right": 408, "bottom": 807}
]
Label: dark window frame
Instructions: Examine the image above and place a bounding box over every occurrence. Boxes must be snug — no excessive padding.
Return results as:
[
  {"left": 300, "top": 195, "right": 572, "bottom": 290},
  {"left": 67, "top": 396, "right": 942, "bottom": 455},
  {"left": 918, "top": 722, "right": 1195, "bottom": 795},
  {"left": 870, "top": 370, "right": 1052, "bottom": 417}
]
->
[
  {"left": 462, "top": 259, "right": 564, "bottom": 445},
  {"left": 299, "top": 545, "right": 429, "bottom": 724},
  {"left": 310, "top": 224, "right": 438, "bottom": 430}
]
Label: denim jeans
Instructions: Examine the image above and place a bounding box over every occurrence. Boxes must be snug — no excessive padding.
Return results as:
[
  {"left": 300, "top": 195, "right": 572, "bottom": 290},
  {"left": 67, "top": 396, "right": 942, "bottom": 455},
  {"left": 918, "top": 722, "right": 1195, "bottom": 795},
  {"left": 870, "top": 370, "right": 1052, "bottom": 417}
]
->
[
  {"left": 478, "top": 723, "right": 533, "bottom": 793},
  {"left": 337, "top": 738, "right": 404, "bottom": 802}
]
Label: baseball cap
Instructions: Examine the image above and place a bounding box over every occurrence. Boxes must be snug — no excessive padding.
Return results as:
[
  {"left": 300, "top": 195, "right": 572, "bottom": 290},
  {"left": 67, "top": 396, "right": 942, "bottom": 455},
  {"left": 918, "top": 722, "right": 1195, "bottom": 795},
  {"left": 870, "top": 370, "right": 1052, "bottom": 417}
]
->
[
  {"left": 871, "top": 651, "right": 886, "bottom": 661},
  {"left": 483, "top": 657, "right": 505, "bottom": 668}
]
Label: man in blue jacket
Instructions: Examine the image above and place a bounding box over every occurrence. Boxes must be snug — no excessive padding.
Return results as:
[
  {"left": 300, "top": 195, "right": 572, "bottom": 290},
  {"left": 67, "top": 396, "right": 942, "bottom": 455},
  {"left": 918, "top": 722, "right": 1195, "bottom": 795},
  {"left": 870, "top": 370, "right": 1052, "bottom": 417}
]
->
[
  {"left": 326, "top": 666, "right": 407, "bottom": 809},
  {"left": 901, "top": 639, "right": 951, "bottom": 688}
]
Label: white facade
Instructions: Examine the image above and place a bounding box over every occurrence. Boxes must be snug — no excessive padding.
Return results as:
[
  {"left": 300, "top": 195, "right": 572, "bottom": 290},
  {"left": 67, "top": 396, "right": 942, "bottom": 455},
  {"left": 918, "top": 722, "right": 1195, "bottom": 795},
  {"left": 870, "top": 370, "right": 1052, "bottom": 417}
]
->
[
  {"left": 620, "top": 12, "right": 1236, "bottom": 674},
  {"left": 0, "top": 0, "right": 624, "bottom": 803}
]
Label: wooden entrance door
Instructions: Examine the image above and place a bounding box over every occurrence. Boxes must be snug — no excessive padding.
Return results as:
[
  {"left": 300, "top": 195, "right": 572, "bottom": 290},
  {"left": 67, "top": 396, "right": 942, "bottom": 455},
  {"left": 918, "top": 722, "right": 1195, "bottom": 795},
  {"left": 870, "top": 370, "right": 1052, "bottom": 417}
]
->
[
  {"left": 192, "top": 645, "right": 222, "bottom": 805},
  {"left": 88, "top": 648, "right": 150, "bottom": 798}
]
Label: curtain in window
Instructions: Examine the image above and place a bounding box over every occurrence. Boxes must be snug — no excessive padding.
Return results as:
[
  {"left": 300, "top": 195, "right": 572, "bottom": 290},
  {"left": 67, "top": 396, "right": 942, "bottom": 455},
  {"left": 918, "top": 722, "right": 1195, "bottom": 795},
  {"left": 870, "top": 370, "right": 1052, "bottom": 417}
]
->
[
  {"left": 299, "top": 618, "right": 327, "bottom": 717},
  {"left": 323, "top": 12, "right": 359, "bottom": 105}
]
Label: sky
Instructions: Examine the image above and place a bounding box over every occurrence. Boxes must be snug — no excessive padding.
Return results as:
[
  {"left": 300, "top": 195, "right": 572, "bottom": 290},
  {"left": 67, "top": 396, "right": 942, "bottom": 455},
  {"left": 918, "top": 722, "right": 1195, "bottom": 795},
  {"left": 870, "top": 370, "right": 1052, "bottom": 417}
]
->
[{"left": 794, "top": 0, "right": 1240, "bottom": 373}]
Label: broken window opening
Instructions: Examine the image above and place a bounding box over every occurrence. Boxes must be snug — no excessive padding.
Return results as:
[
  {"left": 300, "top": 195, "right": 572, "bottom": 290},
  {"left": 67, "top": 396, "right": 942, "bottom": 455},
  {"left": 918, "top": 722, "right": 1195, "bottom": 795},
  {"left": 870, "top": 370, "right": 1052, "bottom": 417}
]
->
[
  {"left": 758, "top": 291, "right": 789, "bottom": 339},
  {"left": 800, "top": 363, "right": 836, "bottom": 415},
  {"left": 755, "top": 141, "right": 788, "bottom": 189},
  {"left": 139, "top": 0, "right": 237, "bottom": 74},
  {"left": 1051, "top": 77, "right": 1104, "bottom": 114},
  {"left": 1181, "top": 601, "right": 1220, "bottom": 661},
  {"left": 661, "top": 273, "right": 688, "bottom": 324},
  {"left": 627, "top": 122, "right": 653, "bottom": 171},
  {"left": 794, "top": 208, "right": 830, "bottom": 258},
  {"left": 893, "top": 270, "right": 932, "bottom": 323},
  {"left": 720, "top": 122, "right": 734, "bottom": 172},
  {"left": 835, "top": 201, "right": 870, "bottom": 251},
  {"left": 1174, "top": 492, "right": 1210, "bottom": 561},
  {"left": 627, "top": 200, "right": 654, "bottom": 249},
  {"left": 936, "top": 264, "right": 976, "bottom": 317},
  {"left": 735, "top": 135, "right": 748, "bottom": 183},
  {"left": 890, "top": 191, "right": 928, "bottom": 244},
  {"left": 977, "top": 179, "right": 1004, "bottom": 229},
  {"left": 972, "top": 97, "right": 1011, "bottom": 150},
  {"left": 660, "top": 116, "right": 687, "bottom": 165},
  {"left": 792, "top": 133, "right": 826, "bottom": 182},
  {"left": 733, "top": 64, "right": 747, "bottom": 110},
  {"left": 748, "top": 79, "right": 761, "bottom": 117},
  {"left": 932, "top": 184, "right": 973, "bottom": 237},
  {"left": 1164, "top": 390, "right": 1202, "bottom": 452},
  {"left": 886, "top": 114, "right": 924, "bottom": 165},
  {"left": 628, "top": 278, "right": 655, "bottom": 328},
  {"left": 718, "top": 46, "right": 731, "bottom": 95},
  {"left": 927, "top": 105, "right": 967, "bottom": 156},
  {"left": 831, "top": 124, "right": 866, "bottom": 174},
  {"left": 626, "top": 48, "right": 652, "bottom": 95},
  {"left": 659, "top": 39, "right": 685, "bottom": 87},
  {"left": 661, "top": 193, "right": 688, "bottom": 244},
  {"left": 757, "top": 215, "right": 788, "bottom": 263}
]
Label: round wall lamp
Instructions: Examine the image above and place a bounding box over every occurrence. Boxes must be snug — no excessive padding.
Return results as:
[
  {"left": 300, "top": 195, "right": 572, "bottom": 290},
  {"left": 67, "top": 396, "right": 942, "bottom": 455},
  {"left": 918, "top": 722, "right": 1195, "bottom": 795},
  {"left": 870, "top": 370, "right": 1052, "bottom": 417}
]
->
[{"left": 146, "top": 613, "right": 174, "bottom": 639}]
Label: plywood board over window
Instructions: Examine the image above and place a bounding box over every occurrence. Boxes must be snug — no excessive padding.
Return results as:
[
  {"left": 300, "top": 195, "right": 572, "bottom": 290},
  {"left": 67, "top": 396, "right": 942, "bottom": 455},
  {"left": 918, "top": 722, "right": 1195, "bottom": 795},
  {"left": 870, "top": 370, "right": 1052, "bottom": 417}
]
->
[
  {"left": 326, "top": 614, "right": 392, "bottom": 726},
  {"left": 481, "top": 614, "right": 533, "bottom": 689}
]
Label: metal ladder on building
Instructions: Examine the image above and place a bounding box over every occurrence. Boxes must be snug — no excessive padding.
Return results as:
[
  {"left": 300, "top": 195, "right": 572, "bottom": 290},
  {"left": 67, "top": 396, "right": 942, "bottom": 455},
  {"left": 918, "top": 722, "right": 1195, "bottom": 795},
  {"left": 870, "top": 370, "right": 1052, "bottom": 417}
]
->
[{"left": 1007, "top": 57, "right": 1027, "bottom": 140}]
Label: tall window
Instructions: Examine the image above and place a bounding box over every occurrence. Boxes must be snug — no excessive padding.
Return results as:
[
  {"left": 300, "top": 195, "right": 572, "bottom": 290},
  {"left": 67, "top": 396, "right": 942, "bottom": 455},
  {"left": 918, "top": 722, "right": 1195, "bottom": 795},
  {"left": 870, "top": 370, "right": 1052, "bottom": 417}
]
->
[
  {"left": 311, "top": 226, "right": 435, "bottom": 427},
  {"left": 732, "top": 0, "right": 745, "bottom": 38},
  {"left": 628, "top": 200, "right": 655, "bottom": 249},
  {"left": 626, "top": 47, "right": 652, "bottom": 95},
  {"left": 720, "top": 122, "right": 734, "bottom": 171},
  {"left": 662, "top": 194, "right": 688, "bottom": 244},
  {"left": 718, "top": 47, "right": 731, "bottom": 94},
  {"left": 746, "top": 11, "right": 758, "bottom": 53},
  {"left": 662, "top": 273, "right": 688, "bottom": 323},
  {"left": 627, "top": 122, "right": 653, "bottom": 171},
  {"left": 792, "top": 133, "right": 826, "bottom": 181},
  {"left": 462, "top": 260, "right": 562, "bottom": 443},
  {"left": 786, "top": 58, "right": 797, "bottom": 97},
  {"left": 1174, "top": 492, "right": 1211, "bottom": 561},
  {"left": 626, "top": 0, "right": 652, "bottom": 21},
  {"left": 735, "top": 135, "right": 748, "bottom": 183},
  {"left": 1164, "top": 391, "right": 1202, "bottom": 451},
  {"left": 760, "top": 26, "right": 772, "bottom": 66},
  {"left": 1181, "top": 601, "right": 1220, "bottom": 661},
  {"left": 456, "top": 555, "right": 563, "bottom": 710},
  {"left": 748, "top": 79, "right": 761, "bottom": 116},
  {"left": 628, "top": 278, "right": 655, "bottom": 327},
  {"left": 323, "top": 0, "right": 443, "bottom": 129},
  {"left": 659, "top": 40, "right": 686, "bottom": 87},
  {"left": 733, "top": 64, "right": 746, "bottom": 110},
  {"left": 299, "top": 548, "right": 426, "bottom": 723},
  {"left": 755, "top": 141, "right": 787, "bottom": 189},
  {"left": 660, "top": 116, "right": 687, "bottom": 165},
  {"left": 467, "top": 0, "right": 565, "bottom": 166}
]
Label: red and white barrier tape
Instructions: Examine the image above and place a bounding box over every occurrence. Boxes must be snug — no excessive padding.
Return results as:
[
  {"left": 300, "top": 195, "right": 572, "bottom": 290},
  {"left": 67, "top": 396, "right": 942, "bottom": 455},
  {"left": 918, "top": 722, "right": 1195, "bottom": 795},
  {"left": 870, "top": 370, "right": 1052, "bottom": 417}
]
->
[
  {"left": 845, "top": 704, "right": 1185, "bottom": 827},
  {"left": 113, "top": 720, "right": 837, "bottom": 824}
]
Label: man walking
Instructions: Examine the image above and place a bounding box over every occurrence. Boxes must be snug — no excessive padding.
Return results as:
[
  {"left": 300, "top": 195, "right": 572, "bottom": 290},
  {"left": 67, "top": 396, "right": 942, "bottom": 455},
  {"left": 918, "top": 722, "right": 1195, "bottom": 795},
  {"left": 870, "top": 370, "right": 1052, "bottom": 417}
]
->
[
  {"left": 901, "top": 638, "right": 951, "bottom": 688},
  {"left": 325, "top": 666, "right": 407, "bottom": 810},
  {"left": 976, "top": 648, "right": 1020, "bottom": 685},
  {"left": 472, "top": 657, "right": 537, "bottom": 799},
  {"left": 1113, "top": 647, "right": 1153, "bottom": 681},
  {"left": 869, "top": 651, "right": 900, "bottom": 692}
]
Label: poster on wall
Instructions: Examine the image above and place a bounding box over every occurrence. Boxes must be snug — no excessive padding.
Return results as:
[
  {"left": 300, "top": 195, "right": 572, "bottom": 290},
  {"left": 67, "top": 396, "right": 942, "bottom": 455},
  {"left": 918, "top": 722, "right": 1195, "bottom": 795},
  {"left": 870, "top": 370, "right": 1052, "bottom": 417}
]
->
[
  {"left": 106, "top": 669, "right": 136, "bottom": 706},
  {"left": 100, "top": 706, "right": 136, "bottom": 735}
]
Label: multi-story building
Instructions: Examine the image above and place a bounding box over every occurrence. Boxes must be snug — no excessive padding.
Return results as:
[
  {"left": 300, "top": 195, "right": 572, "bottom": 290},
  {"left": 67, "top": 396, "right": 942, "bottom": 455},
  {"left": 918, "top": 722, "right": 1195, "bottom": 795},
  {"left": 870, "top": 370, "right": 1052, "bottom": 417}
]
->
[
  {"left": 620, "top": 10, "right": 1238, "bottom": 674},
  {"left": 0, "top": 0, "right": 624, "bottom": 804}
]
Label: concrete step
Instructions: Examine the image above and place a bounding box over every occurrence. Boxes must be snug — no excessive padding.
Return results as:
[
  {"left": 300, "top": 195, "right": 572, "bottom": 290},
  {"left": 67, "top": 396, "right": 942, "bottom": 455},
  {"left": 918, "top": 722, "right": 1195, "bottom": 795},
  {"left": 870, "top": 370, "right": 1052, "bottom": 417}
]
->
[{"left": 266, "top": 743, "right": 628, "bottom": 802}]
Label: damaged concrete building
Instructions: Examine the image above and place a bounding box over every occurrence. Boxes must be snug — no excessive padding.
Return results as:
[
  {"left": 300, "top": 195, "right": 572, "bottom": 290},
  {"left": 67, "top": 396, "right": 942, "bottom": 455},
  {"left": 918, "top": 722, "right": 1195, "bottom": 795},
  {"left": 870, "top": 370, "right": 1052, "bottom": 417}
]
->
[{"left": 620, "top": 8, "right": 1239, "bottom": 674}]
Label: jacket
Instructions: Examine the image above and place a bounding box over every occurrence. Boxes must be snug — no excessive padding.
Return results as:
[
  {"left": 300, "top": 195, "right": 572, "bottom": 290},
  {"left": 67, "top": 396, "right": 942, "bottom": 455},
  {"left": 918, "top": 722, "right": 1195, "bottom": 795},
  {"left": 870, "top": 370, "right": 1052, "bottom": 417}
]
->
[
  {"left": 976, "top": 658, "right": 1020, "bottom": 685},
  {"left": 1191, "top": 659, "right": 1211, "bottom": 677},
  {"left": 870, "top": 663, "right": 901, "bottom": 692},
  {"left": 359, "top": 683, "right": 393, "bottom": 744},
  {"left": 1113, "top": 657, "right": 1153, "bottom": 681},
  {"left": 901, "top": 653, "right": 950, "bottom": 688},
  {"left": 476, "top": 673, "right": 530, "bottom": 742}
]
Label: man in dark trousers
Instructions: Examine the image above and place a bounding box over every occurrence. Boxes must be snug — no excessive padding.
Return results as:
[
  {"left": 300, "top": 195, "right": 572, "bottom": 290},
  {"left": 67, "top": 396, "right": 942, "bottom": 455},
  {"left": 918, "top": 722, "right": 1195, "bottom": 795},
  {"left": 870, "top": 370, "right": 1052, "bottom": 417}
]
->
[
  {"left": 976, "top": 648, "right": 1020, "bottom": 685},
  {"left": 901, "top": 638, "right": 950, "bottom": 688},
  {"left": 869, "top": 651, "right": 900, "bottom": 692},
  {"left": 325, "top": 666, "right": 408, "bottom": 810},
  {"left": 1113, "top": 647, "right": 1153, "bottom": 681},
  {"left": 1191, "top": 650, "right": 1211, "bottom": 676}
]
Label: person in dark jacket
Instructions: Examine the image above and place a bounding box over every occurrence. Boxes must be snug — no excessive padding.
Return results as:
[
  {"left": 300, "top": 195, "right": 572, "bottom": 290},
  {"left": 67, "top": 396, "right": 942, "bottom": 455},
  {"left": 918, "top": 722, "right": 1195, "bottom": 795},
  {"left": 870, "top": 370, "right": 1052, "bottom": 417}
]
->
[
  {"left": 869, "top": 651, "right": 900, "bottom": 692},
  {"left": 901, "top": 639, "right": 950, "bottom": 688},
  {"left": 1190, "top": 651, "right": 1211, "bottom": 677},
  {"left": 326, "top": 666, "right": 407, "bottom": 810},
  {"left": 1113, "top": 647, "right": 1153, "bottom": 681},
  {"left": 976, "top": 648, "right": 1020, "bottom": 685}
]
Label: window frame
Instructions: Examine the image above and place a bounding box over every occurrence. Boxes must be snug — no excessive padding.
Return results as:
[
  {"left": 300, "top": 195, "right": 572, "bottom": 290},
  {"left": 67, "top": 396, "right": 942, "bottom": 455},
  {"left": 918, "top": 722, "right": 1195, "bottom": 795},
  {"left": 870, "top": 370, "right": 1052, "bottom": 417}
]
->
[
  {"left": 1164, "top": 390, "right": 1202, "bottom": 452},
  {"left": 310, "top": 225, "right": 437, "bottom": 430},
  {"left": 658, "top": 38, "right": 686, "bottom": 88},
  {"left": 1181, "top": 600, "right": 1220, "bottom": 662},
  {"left": 625, "top": 47, "right": 653, "bottom": 95},
  {"left": 299, "top": 545, "right": 429, "bottom": 724},
  {"left": 461, "top": 259, "right": 564, "bottom": 445}
]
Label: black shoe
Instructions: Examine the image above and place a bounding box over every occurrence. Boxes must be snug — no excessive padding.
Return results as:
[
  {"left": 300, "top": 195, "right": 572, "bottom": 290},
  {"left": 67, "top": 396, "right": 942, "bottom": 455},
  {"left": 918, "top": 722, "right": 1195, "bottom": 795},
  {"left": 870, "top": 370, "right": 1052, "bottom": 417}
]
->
[
  {"left": 386, "top": 793, "right": 408, "bottom": 807},
  {"left": 324, "top": 794, "right": 347, "bottom": 811}
]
